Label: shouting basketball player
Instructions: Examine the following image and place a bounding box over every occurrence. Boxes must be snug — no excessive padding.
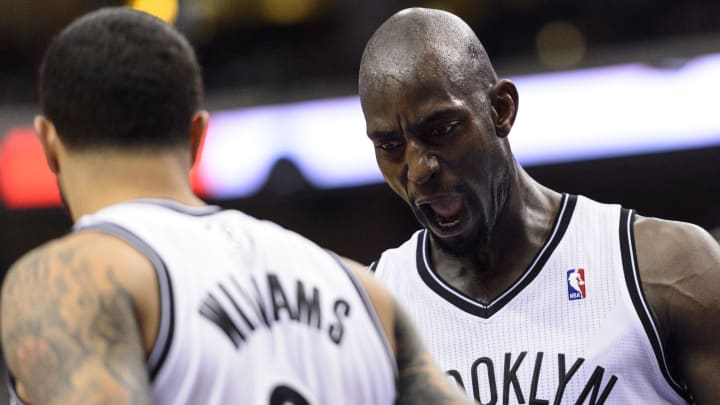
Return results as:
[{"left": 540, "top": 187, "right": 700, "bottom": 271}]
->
[{"left": 359, "top": 7, "right": 720, "bottom": 404}]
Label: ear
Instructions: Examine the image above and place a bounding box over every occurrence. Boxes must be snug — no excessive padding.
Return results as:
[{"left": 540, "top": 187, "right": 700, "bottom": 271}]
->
[
  {"left": 189, "top": 110, "right": 209, "bottom": 166},
  {"left": 489, "top": 79, "right": 519, "bottom": 138},
  {"left": 34, "top": 115, "right": 62, "bottom": 174}
]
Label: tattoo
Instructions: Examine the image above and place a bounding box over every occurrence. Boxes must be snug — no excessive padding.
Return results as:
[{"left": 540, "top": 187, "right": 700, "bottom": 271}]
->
[
  {"left": 394, "top": 303, "right": 470, "bottom": 405},
  {"left": 1, "top": 240, "right": 152, "bottom": 404}
]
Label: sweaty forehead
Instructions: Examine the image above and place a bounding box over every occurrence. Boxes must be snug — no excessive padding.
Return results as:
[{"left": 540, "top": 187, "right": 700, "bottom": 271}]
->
[
  {"left": 363, "top": 67, "right": 455, "bottom": 104},
  {"left": 359, "top": 47, "right": 478, "bottom": 129},
  {"left": 361, "top": 38, "right": 470, "bottom": 94},
  {"left": 360, "top": 46, "right": 476, "bottom": 127}
]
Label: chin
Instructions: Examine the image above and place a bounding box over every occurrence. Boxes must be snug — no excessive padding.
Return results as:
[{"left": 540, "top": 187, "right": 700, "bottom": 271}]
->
[
  {"left": 433, "top": 228, "right": 487, "bottom": 256},
  {"left": 429, "top": 217, "right": 491, "bottom": 257},
  {"left": 413, "top": 205, "right": 490, "bottom": 256}
]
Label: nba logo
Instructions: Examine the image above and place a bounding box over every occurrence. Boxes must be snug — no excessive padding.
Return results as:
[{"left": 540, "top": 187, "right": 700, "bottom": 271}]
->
[{"left": 567, "top": 268, "right": 586, "bottom": 300}]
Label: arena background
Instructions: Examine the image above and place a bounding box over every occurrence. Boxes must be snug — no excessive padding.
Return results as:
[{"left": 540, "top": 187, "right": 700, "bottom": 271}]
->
[{"left": 1, "top": 0, "right": 719, "bottom": 401}]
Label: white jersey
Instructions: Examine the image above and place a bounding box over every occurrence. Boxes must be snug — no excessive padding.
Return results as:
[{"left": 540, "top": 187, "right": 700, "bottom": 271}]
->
[
  {"left": 372, "top": 194, "right": 692, "bottom": 404},
  {"left": 10, "top": 199, "right": 397, "bottom": 405}
]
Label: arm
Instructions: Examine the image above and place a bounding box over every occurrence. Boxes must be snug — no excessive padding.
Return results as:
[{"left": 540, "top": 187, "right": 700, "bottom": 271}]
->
[
  {"left": 392, "top": 299, "right": 473, "bottom": 405},
  {"left": 1, "top": 235, "right": 153, "bottom": 405},
  {"left": 635, "top": 216, "right": 720, "bottom": 403},
  {"left": 340, "top": 256, "right": 373, "bottom": 272},
  {"left": 351, "top": 267, "right": 472, "bottom": 405}
]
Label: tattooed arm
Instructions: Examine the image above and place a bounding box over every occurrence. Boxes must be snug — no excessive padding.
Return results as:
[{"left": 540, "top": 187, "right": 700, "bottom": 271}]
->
[
  {"left": 350, "top": 266, "right": 472, "bottom": 405},
  {"left": 392, "top": 299, "right": 473, "bottom": 405},
  {"left": 1, "top": 233, "right": 157, "bottom": 405}
]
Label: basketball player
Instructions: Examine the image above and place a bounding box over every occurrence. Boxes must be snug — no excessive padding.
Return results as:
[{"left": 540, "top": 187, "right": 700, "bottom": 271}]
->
[
  {"left": 359, "top": 8, "right": 720, "bottom": 404},
  {"left": 0, "top": 8, "right": 473, "bottom": 405}
]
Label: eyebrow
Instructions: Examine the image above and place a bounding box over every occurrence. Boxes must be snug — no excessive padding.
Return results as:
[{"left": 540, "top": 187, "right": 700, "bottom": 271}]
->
[
  {"left": 413, "top": 108, "right": 463, "bottom": 131},
  {"left": 367, "top": 107, "right": 464, "bottom": 139},
  {"left": 367, "top": 129, "right": 402, "bottom": 140}
]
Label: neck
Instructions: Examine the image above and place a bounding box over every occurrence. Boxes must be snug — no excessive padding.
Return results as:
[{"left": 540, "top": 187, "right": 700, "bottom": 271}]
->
[
  {"left": 430, "top": 162, "right": 562, "bottom": 302},
  {"left": 59, "top": 149, "right": 205, "bottom": 222}
]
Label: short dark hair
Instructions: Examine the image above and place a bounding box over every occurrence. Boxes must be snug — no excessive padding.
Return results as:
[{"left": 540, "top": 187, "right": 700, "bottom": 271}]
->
[{"left": 39, "top": 7, "right": 202, "bottom": 150}]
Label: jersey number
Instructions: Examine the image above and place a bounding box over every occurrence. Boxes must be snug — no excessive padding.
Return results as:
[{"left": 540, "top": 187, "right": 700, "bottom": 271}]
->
[{"left": 269, "top": 385, "right": 310, "bottom": 405}]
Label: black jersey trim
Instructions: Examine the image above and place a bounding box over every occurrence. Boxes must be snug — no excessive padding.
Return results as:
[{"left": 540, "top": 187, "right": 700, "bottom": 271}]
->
[
  {"left": 619, "top": 209, "right": 693, "bottom": 403},
  {"left": 368, "top": 261, "right": 378, "bottom": 273},
  {"left": 416, "top": 193, "right": 577, "bottom": 319},
  {"left": 7, "top": 375, "right": 25, "bottom": 405},
  {"left": 75, "top": 222, "right": 175, "bottom": 381},
  {"left": 327, "top": 250, "right": 399, "bottom": 381}
]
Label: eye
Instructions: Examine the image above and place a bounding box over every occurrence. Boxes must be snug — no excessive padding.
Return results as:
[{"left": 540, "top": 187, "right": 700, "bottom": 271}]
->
[
  {"left": 377, "top": 140, "right": 404, "bottom": 151},
  {"left": 430, "top": 122, "right": 459, "bottom": 137}
]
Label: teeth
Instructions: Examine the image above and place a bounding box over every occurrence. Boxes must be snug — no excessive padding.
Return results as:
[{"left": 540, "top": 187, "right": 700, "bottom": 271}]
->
[{"left": 435, "top": 212, "right": 460, "bottom": 228}]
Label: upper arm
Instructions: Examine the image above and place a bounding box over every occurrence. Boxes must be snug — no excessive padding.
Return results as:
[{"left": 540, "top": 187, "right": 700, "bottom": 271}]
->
[
  {"left": 350, "top": 267, "right": 472, "bottom": 405},
  {"left": 634, "top": 217, "right": 720, "bottom": 403},
  {"left": 0, "top": 235, "right": 153, "bottom": 405}
]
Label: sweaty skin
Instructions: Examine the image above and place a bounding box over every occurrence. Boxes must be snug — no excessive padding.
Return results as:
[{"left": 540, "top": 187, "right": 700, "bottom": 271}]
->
[{"left": 359, "top": 7, "right": 720, "bottom": 403}]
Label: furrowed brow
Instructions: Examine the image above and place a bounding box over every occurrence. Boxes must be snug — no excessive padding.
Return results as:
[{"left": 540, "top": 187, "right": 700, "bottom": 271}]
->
[
  {"left": 368, "top": 129, "right": 402, "bottom": 140},
  {"left": 413, "top": 108, "right": 462, "bottom": 131}
]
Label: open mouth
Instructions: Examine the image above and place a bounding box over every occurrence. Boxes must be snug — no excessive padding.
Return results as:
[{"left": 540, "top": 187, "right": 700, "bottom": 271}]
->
[{"left": 417, "top": 194, "right": 466, "bottom": 233}]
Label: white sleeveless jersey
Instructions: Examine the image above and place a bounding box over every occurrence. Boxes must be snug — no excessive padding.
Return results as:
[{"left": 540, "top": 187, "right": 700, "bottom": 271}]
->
[
  {"left": 10, "top": 199, "right": 396, "bottom": 405},
  {"left": 372, "top": 194, "right": 692, "bottom": 405}
]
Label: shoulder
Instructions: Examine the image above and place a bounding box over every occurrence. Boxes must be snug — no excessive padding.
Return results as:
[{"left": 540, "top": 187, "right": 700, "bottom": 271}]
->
[
  {"left": 1, "top": 232, "right": 156, "bottom": 403},
  {"left": 3, "top": 231, "right": 156, "bottom": 297},
  {"left": 1, "top": 231, "right": 158, "bottom": 354},
  {"left": 633, "top": 214, "right": 720, "bottom": 297},
  {"left": 632, "top": 214, "right": 720, "bottom": 344},
  {"left": 634, "top": 215, "right": 719, "bottom": 264}
]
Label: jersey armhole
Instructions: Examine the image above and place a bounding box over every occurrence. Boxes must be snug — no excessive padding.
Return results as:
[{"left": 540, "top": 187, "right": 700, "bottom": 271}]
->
[
  {"left": 368, "top": 261, "right": 378, "bottom": 273},
  {"left": 74, "top": 222, "right": 175, "bottom": 382},
  {"left": 619, "top": 209, "right": 693, "bottom": 403},
  {"left": 7, "top": 374, "right": 26, "bottom": 405},
  {"left": 326, "top": 250, "right": 399, "bottom": 380}
]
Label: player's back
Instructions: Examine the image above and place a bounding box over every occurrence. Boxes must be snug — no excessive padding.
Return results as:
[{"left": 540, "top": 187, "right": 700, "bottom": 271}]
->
[{"left": 71, "top": 199, "right": 397, "bottom": 404}]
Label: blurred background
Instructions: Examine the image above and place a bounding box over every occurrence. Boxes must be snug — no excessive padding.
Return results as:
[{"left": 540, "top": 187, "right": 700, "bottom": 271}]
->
[{"left": 1, "top": 0, "right": 720, "bottom": 400}]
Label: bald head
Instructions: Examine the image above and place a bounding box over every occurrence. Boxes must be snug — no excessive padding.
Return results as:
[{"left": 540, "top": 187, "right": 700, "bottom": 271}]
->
[{"left": 359, "top": 8, "right": 497, "bottom": 99}]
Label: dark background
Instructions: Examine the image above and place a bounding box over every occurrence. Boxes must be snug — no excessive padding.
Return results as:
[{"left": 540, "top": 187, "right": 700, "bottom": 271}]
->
[{"left": 1, "top": 0, "right": 720, "bottom": 402}]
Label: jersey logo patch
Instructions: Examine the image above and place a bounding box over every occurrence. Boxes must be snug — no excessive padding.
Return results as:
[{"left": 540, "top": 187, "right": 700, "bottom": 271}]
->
[{"left": 567, "top": 268, "right": 586, "bottom": 300}]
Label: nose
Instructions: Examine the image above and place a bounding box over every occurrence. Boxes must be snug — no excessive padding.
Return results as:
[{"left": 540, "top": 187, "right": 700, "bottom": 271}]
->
[{"left": 406, "top": 141, "right": 439, "bottom": 185}]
